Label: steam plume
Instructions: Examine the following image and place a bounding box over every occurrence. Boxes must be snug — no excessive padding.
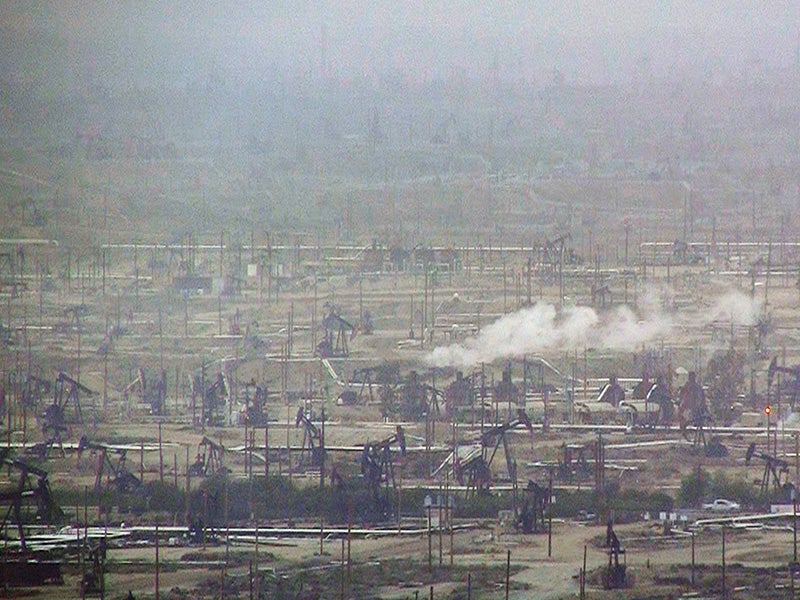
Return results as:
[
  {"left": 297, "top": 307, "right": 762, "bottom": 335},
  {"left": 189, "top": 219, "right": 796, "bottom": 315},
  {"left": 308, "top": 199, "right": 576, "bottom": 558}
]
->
[
  {"left": 426, "top": 302, "right": 671, "bottom": 368},
  {"left": 705, "top": 291, "right": 762, "bottom": 326}
]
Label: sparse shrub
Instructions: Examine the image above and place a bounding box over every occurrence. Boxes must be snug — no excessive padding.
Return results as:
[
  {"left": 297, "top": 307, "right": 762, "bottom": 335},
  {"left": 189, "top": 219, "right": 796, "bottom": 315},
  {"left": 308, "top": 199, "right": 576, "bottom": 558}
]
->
[{"left": 678, "top": 466, "right": 711, "bottom": 507}]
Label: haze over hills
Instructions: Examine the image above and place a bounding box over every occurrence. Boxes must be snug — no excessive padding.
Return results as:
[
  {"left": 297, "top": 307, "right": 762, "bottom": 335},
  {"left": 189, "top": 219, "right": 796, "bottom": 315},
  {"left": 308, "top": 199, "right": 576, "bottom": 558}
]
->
[{"left": 1, "top": 2, "right": 799, "bottom": 248}]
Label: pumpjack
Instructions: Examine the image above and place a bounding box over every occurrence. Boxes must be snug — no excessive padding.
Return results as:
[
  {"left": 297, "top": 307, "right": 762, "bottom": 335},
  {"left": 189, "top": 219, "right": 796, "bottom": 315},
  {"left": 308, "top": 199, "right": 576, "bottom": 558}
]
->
[
  {"left": 80, "top": 538, "right": 107, "bottom": 596},
  {"left": 0, "top": 448, "right": 64, "bottom": 551},
  {"left": 122, "top": 368, "right": 167, "bottom": 416},
  {"left": 493, "top": 365, "right": 521, "bottom": 407},
  {"left": 193, "top": 373, "right": 229, "bottom": 427},
  {"left": 454, "top": 409, "right": 533, "bottom": 497},
  {"left": 243, "top": 380, "right": 268, "bottom": 426},
  {"left": 343, "top": 363, "right": 401, "bottom": 406},
  {"left": 189, "top": 437, "right": 227, "bottom": 477},
  {"left": 768, "top": 357, "right": 800, "bottom": 411},
  {"left": 295, "top": 406, "right": 325, "bottom": 468},
  {"left": 681, "top": 404, "right": 727, "bottom": 457},
  {"left": 77, "top": 436, "right": 141, "bottom": 494},
  {"left": 558, "top": 443, "right": 593, "bottom": 483},
  {"left": 515, "top": 479, "right": 549, "bottom": 533},
  {"left": 603, "top": 520, "right": 627, "bottom": 589},
  {"left": 746, "top": 442, "right": 794, "bottom": 500},
  {"left": 380, "top": 370, "right": 443, "bottom": 421},
  {"left": 361, "top": 426, "right": 406, "bottom": 518},
  {"left": 444, "top": 371, "right": 473, "bottom": 416},
  {"left": 316, "top": 305, "right": 356, "bottom": 358},
  {"left": 36, "top": 372, "right": 95, "bottom": 458}
]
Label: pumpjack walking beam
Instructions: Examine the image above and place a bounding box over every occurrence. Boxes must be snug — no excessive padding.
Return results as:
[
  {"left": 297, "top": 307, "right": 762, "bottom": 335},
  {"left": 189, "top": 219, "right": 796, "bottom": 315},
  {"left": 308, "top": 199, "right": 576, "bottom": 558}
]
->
[
  {"left": 77, "top": 436, "right": 141, "bottom": 494},
  {"left": 0, "top": 448, "right": 63, "bottom": 551},
  {"left": 295, "top": 406, "right": 325, "bottom": 468},
  {"left": 454, "top": 409, "right": 533, "bottom": 497},
  {"left": 360, "top": 426, "right": 406, "bottom": 515}
]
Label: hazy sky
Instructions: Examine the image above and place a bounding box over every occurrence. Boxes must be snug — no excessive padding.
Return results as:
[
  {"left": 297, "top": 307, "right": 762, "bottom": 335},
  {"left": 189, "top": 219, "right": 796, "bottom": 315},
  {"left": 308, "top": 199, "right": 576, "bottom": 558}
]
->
[{"left": 2, "top": 1, "right": 799, "bottom": 91}]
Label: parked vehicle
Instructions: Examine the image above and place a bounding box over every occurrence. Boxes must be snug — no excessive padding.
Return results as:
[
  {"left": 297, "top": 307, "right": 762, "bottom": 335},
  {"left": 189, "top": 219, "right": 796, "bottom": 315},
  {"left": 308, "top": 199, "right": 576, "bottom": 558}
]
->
[{"left": 702, "top": 498, "right": 740, "bottom": 512}]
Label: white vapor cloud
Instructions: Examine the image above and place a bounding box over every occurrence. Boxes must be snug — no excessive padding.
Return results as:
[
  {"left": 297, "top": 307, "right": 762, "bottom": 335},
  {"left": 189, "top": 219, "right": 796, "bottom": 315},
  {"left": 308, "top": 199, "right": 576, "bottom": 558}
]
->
[
  {"left": 705, "top": 291, "right": 762, "bottom": 326},
  {"left": 426, "top": 302, "right": 671, "bottom": 368}
]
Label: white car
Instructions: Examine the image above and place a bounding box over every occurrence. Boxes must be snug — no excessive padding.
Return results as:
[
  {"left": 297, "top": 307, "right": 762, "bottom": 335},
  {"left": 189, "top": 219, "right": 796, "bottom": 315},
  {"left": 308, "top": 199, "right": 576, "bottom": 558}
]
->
[{"left": 702, "top": 498, "right": 741, "bottom": 512}]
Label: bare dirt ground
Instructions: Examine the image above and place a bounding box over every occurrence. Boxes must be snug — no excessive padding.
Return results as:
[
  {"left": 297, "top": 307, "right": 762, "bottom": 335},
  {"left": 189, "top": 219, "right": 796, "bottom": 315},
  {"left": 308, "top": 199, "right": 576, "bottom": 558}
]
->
[
  {"left": 5, "top": 230, "right": 800, "bottom": 599},
  {"left": 20, "top": 517, "right": 798, "bottom": 599}
]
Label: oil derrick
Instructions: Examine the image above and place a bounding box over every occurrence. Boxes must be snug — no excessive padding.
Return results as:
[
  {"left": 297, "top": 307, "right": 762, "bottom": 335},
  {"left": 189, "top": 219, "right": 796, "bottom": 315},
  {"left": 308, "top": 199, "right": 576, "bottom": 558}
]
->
[
  {"left": 537, "top": 233, "right": 572, "bottom": 286},
  {"left": 77, "top": 436, "right": 141, "bottom": 494},
  {"left": 0, "top": 250, "right": 23, "bottom": 296},
  {"left": 359, "top": 309, "right": 374, "bottom": 335},
  {"left": 295, "top": 405, "right": 325, "bottom": 469},
  {"left": 55, "top": 304, "right": 88, "bottom": 334},
  {"left": 454, "top": 409, "right": 533, "bottom": 497},
  {"left": 147, "top": 370, "right": 167, "bottom": 416},
  {"left": 360, "top": 426, "right": 406, "bottom": 519},
  {"left": 430, "top": 112, "right": 456, "bottom": 145},
  {"left": 0, "top": 448, "right": 64, "bottom": 552},
  {"left": 22, "top": 376, "right": 56, "bottom": 457},
  {"left": 359, "top": 240, "right": 385, "bottom": 272},
  {"left": 520, "top": 357, "right": 560, "bottom": 397}
]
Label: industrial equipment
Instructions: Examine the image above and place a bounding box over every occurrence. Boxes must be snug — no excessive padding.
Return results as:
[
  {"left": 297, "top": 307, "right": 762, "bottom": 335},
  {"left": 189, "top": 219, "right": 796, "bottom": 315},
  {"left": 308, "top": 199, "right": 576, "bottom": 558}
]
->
[
  {"left": 80, "top": 538, "right": 106, "bottom": 596},
  {"left": 316, "top": 304, "right": 356, "bottom": 358},
  {"left": 677, "top": 371, "right": 726, "bottom": 455},
  {"left": 189, "top": 437, "right": 227, "bottom": 477},
  {"left": 295, "top": 405, "right": 325, "bottom": 468},
  {"left": 515, "top": 480, "right": 549, "bottom": 533},
  {"left": 341, "top": 363, "right": 400, "bottom": 406},
  {"left": 746, "top": 442, "right": 793, "bottom": 500},
  {"left": 603, "top": 520, "right": 627, "bottom": 589},
  {"left": 77, "top": 436, "right": 141, "bottom": 494},
  {"left": 242, "top": 379, "right": 268, "bottom": 426},
  {"left": 21, "top": 374, "right": 50, "bottom": 411},
  {"left": 767, "top": 356, "right": 800, "bottom": 411},
  {"left": 36, "top": 372, "right": 95, "bottom": 458},
  {"left": 380, "top": 370, "right": 443, "bottom": 421},
  {"left": 596, "top": 375, "right": 625, "bottom": 407},
  {"left": 122, "top": 368, "right": 166, "bottom": 416},
  {"left": 619, "top": 376, "right": 674, "bottom": 429},
  {"left": 360, "top": 425, "right": 406, "bottom": 517},
  {"left": 558, "top": 443, "right": 593, "bottom": 483},
  {"left": 0, "top": 448, "right": 63, "bottom": 551},
  {"left": 493, "top": 365, "right": 521, "bottom": 407},
  {"left": 454, "top": 409, "right": 533, "bottom": 497},
  {"left": 192, "top": 372, "right": 229, "bottom": 427}
]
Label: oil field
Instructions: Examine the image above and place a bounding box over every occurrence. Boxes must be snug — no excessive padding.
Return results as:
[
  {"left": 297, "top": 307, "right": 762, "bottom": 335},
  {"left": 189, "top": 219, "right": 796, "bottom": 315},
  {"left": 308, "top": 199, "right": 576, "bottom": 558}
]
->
[{"left": 3, "top": 4, "right": 800, "bottom": 600}]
